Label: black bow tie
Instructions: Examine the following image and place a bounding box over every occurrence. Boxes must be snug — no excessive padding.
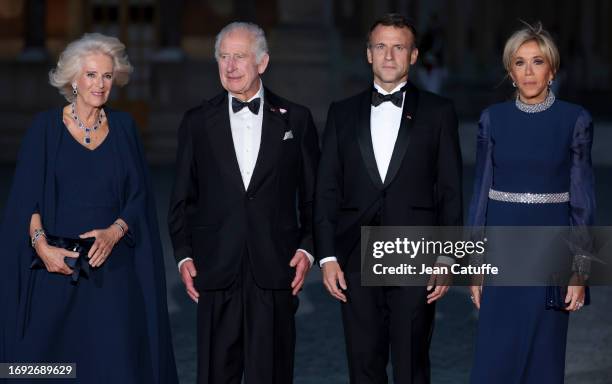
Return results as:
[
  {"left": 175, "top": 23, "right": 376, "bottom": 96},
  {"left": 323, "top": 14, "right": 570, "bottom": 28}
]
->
[
  {"left": 232, "top": 97, "right": 261, "bottom": 114},
  {"left": 371, "top": 89, "right": 404, "bottom": 108}
]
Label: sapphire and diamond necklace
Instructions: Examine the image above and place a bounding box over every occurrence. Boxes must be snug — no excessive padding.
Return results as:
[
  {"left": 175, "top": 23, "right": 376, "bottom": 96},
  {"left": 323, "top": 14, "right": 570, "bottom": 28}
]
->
[{"left": 71, "top": 102, "right": 105, "bottom": 144}]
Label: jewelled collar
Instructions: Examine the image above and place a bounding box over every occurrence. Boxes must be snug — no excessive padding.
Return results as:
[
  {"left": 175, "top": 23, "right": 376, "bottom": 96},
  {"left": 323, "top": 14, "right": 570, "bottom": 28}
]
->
[{"left": 515, "top": 90, "right": 556, "bottom": 113}]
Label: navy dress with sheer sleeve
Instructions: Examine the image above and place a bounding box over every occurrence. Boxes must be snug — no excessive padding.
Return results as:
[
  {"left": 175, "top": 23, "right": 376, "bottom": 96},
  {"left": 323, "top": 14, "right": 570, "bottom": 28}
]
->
[{"left": 468, "top": 98, "right": 595, "bottom": 384}]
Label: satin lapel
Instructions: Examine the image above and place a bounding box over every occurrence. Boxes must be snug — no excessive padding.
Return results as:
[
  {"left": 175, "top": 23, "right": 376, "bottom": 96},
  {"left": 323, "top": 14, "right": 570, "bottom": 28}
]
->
[
  {"left": 383, "top": 82, "right": 419, "bottom": 188},
  {"left": 246, "top": 91, "right": 285, "bottom": 193},
  {"left": 206, "top": 93, "right": 246, "bottom": 192},
  {"left": 357, "top": 89, "right": 384, "bottom": 189}
]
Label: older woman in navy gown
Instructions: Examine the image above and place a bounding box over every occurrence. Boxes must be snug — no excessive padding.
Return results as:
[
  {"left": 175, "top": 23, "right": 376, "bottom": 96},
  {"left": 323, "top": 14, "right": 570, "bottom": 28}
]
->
[
  {"left": 0, "top": 33, "right": 177, "bottom": 383},
  {"left": 468, "top": 23, "right": 594, "bottom": 383}
]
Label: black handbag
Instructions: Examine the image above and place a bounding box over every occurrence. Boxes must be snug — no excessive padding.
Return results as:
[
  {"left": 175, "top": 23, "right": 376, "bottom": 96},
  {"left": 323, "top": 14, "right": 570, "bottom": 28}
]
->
[{"left": 30, "top": 234, "right": 95, "bottom": 283}]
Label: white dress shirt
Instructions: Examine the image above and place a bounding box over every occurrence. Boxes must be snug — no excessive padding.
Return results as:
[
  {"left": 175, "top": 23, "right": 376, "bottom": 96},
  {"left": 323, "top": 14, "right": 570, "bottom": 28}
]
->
[
  {"left": 370, "top": 81, "right": 405, "bottom": 182},
  {"left": 229, "top": 85, "right": 264, "bottom": 189},
  {"left": 319, "top": 82, "right": 406, "bottom": 267},
  {"left": 320, "top": 81, "right": 454, "bottom": 268},
  {"left": 179, "top": 81, "right": 313, "bottom": 271}
]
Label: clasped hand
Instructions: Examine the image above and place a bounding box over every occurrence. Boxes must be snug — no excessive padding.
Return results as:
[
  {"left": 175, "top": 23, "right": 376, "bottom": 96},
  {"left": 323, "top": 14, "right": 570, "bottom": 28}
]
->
[{"left": 34, "top": 224, "right": 123, "bottom": 274}]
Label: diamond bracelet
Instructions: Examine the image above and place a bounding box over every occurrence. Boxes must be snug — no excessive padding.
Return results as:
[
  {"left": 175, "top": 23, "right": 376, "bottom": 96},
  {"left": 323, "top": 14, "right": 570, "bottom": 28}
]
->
[{"left": 31, "top": 228, "right": 46, "bottom": 248}]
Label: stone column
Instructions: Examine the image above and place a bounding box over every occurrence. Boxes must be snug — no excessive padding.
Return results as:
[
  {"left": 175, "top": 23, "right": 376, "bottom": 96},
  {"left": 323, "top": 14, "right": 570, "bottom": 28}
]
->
[
  {"left": 66, "top": 0, "right": 85, "bottom": 38},
  {"left": 580, "top": 0, "right": 596, "bottom": 89},
  {"left": 395, "top": 0, "right": 419, "bottom": 21},
  {"left": 155, "top": 0, "right": 185, "bottom": 61},
  {"left": 445, "top": 0, "right": 468, "bottom": 71},
  {"left": 606, "top": 0, "right": 612, "bottom": 89},
  {"left": 267, "top": 0, "right": 340, "bottom": 127},
  {"left": 19, "top": 0, "right": 47, "bottom": 61},
  {"left": 370, "top": 0, "right": 390, "bottom": 19},
  {"left": 233, "top": 0, "right": 256, "bottom": 21}
]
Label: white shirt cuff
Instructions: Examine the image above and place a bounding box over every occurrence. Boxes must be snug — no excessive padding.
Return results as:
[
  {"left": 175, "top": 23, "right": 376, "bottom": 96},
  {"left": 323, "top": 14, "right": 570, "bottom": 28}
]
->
[
  {"left": 435, "top": 256, "right": 455, "bottom": 265},
  {"left": 298, "top": 249, "right": 314, "bottom": 267},
  {"left": 179, "top": 252, "right": 314, "bottom": 272},
  {"left": 177, "top": 257, "right": 193, "bottom": 272},
  {"left": 319, "top": 256, "right": 338, "bottom": 267}
]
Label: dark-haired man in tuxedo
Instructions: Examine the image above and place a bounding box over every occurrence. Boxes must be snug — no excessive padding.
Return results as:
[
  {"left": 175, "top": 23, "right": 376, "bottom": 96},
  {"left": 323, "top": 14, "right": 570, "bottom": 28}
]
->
[
  {"left": 168, "top": 21, "right": 319, "bottom": 384},
  {"left": 315, "top": 13, "right": 462, "bottom": 384}
]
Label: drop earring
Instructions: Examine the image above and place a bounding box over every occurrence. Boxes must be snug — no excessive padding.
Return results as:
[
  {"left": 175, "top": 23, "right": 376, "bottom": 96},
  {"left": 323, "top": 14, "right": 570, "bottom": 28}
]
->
[{"left": 72, "top": 83, "right": 77, "bottom": 95}]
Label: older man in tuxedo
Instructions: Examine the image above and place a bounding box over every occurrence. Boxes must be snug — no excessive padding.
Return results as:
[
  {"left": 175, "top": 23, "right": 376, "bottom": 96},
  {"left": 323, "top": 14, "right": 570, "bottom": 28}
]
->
[
  {"left": 315, "top": 13, "right": 462, "bottom": 384},
  {"left": 168, "top": 22, "right": 319, "bottom": 384}
]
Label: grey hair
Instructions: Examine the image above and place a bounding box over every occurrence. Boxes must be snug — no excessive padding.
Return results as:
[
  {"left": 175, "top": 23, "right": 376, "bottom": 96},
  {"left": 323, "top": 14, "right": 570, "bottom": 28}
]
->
[
  {"left": 214, "top": 22, "right": 269, "bottom": 63},
  {"left": 49, "top": 33, "right": 133, "bottom": 102},
  {"left": 503, "top": 21, "right": 560, "bottom": 76}
]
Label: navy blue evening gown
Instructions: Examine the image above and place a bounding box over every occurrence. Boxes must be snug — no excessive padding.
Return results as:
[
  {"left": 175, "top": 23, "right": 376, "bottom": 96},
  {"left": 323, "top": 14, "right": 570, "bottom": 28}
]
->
[
  {"left": 0, "top": 108, "right": 178, "bottom": 383},
  {"left": 467, "top": 97, "right": 595, "bottom": 383},
  {"left": 15, "top": 125, "right": 153, "bottom": 383}
]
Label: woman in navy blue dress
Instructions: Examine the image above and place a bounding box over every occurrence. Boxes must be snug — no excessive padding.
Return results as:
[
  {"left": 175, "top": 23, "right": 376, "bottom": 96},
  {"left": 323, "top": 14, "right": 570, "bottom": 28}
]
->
[
  {"left": 467, "top": 23, "right": 595, "bottom": 383},
  {"left": 0, "top": 34, "right": 177, "bottom": 383}
]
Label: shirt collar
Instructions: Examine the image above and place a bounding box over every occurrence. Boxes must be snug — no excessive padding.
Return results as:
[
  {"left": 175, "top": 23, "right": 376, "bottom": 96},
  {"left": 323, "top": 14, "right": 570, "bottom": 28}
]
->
[{"left": 373, "top": 81, "right": 407, "bottom": 95}]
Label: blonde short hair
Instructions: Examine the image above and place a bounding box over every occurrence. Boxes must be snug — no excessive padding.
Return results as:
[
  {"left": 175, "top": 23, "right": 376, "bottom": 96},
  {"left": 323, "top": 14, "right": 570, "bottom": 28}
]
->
[
  {"left": 49, "top": 33, "right": 133, "bottom": 102},
  {"left": 502, "top": 22, "right": 560, "bottom": 76}
]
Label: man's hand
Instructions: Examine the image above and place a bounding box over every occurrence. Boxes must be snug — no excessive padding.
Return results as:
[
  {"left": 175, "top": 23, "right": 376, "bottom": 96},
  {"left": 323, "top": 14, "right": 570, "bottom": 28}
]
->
[
  {"left": 322, "top": 261, "right": 347, "bottom": 302},
  {"left": 426, "top": 262, "right": 452, "bottom": 304},
  {"left": 469, "top": 285, "right": 482, "bottom": 309},
  {"left": 180, "top": 260, "right": 199, "bottom": 303},
  {"left": 290, "top": 250, "right": 311, "bottom": 296}
]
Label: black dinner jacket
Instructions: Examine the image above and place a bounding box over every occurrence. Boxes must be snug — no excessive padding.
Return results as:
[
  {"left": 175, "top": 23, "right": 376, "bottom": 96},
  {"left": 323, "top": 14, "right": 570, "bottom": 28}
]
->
[
  {"left": 168, "top": 88, "right": 319, "bottom": 290},
  {"left": 314, "top": 81, "right": 462, "bottom": 267}
]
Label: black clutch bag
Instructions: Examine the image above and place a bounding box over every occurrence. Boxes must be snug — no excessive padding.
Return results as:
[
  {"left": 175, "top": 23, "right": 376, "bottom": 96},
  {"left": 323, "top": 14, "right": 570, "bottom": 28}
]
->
[
  {"left": 545, "top": 285, "right": 591, "bottom": 310},
  {"left": 30, "top": 234, "right": 95, "bottom": 283}
]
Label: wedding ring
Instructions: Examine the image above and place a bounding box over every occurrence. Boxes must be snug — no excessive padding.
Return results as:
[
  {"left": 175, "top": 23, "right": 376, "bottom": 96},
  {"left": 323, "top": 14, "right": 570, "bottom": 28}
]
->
[{"left": 470, "top": 295, "right": 475, "bottom": 301}]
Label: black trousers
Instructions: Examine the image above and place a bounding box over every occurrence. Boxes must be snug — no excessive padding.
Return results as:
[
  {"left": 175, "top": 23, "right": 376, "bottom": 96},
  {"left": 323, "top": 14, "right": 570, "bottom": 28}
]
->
[
  {"left": 196, "top": 257, "right": 298, "bottom": 384},
  {"left": 341, "top": 273, "right": 435, "bottom": 384}
]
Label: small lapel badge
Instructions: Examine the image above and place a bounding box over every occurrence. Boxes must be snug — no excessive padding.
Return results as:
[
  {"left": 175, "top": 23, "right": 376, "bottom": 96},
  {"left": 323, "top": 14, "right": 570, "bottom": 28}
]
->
[
  {"left": 283, "top": 130, "right": 294, "bottom": 141},
  {"left": 406, "top": 114, "right": 412, "bottom": 120},
  {"left": 270, "top": 106, "right": 288, "bottom": 115}
]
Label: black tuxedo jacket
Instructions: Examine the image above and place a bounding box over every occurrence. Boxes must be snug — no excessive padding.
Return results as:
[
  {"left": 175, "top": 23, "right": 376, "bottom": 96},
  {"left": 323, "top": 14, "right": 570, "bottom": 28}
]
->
[
  {"left": 314, "top": 82, "right": 462, "bottom": 267},
  {"left": 168, "top": 88, "right": 319, "bottom": 290}
]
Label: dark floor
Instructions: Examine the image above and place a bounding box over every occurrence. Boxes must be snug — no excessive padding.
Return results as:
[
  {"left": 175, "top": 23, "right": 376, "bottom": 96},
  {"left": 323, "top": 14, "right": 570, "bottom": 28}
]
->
[
  {"left": 151, "top": 165, "right": 612, "bottom": 384},
  {"left": 1, "top": 164, "right": 611, "bottom": 384}
]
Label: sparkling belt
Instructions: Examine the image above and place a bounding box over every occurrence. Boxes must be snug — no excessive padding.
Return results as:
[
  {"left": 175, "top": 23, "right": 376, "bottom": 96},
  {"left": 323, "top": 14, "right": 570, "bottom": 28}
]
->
[{"left": 488, "top": 189, "right": 569, "bottom": 204}]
